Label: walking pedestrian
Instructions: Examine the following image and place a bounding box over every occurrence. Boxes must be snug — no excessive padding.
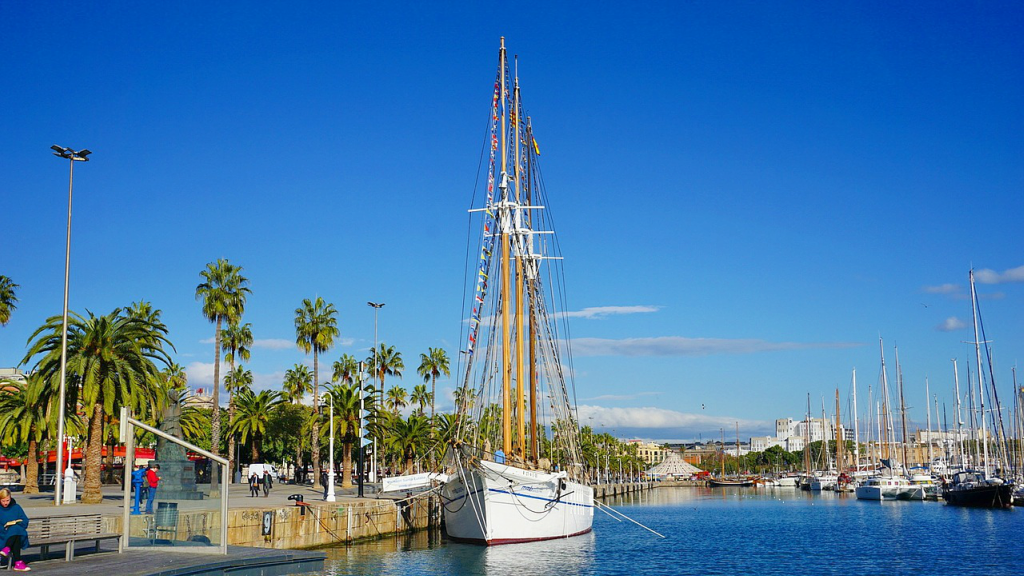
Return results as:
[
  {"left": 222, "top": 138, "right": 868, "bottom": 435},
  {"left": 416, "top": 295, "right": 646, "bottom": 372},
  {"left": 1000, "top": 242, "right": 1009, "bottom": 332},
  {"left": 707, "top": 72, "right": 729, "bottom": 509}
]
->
[
  {"left": 0, "top": 488, "right": 31, "bottom": 572},
  {"left": 145, "top": 464, "right": 161, "bottom": 514},
  {"left": 262, "top": 470, "right": 271, "bottom": 497},
  {"left": 249, "top": 472, "right": 260, "bottom": 497}
]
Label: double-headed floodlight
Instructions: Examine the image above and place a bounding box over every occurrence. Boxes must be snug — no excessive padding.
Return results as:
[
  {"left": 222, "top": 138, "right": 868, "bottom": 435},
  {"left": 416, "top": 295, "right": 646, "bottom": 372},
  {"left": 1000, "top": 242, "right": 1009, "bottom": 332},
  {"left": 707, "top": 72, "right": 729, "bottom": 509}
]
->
[{"left": 51, "top": 144, "right": 91, "bottom": 506}]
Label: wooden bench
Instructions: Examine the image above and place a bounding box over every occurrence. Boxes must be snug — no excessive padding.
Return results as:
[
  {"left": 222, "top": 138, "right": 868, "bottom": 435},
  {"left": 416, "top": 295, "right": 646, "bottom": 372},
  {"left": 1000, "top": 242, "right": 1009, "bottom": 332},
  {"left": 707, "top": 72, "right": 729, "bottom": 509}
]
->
[{"left": 5, "top": 514, "right": 121, "bottom": 566}]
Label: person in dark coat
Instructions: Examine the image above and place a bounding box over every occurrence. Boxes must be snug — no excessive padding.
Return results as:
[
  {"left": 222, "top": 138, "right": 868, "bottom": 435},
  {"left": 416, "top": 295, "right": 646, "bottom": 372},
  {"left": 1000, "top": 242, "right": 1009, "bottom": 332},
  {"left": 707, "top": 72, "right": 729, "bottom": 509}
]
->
[
  {"left": 0, "top": 488, "right": 31, "bottom": 572},
  {"left": 249, "top": 472, "right": 260, "bottom": 497}
]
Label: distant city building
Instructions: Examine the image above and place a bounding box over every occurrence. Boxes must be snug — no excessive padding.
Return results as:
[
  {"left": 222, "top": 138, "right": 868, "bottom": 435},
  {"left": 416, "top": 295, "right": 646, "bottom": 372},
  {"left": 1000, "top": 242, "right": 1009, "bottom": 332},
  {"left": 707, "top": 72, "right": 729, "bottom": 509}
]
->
[
  {"left": 627, "top": 440, "right": 671, "bottom": 465},
  {"left": 185, "top": 392, "right": 214, "bottom": 410},
  {"left": 0, "top": 368, "right": 27, "bottom": 393},
  {"left": 751, "top": 417, "right": 836, "bottom": 453}
]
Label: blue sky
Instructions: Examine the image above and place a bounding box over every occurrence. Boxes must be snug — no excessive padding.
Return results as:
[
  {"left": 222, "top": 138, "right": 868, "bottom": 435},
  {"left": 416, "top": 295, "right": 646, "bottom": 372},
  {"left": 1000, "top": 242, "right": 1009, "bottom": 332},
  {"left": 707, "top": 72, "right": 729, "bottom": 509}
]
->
[{"left": 2, "top": 2, "right": 1022, "bottom": 443}]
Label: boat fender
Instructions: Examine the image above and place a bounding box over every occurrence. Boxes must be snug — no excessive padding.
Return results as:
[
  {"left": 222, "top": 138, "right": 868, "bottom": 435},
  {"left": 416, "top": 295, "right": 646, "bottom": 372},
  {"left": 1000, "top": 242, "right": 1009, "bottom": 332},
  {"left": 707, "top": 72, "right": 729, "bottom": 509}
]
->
[{"left": 559, "top": 479, "right": 567, "bottom": 492}]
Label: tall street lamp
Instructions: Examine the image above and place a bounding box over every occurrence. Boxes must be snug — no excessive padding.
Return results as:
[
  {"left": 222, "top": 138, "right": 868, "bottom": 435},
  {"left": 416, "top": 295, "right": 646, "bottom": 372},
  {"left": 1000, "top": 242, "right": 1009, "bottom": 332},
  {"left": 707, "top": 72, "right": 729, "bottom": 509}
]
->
[
  {"left": 326, "top": 393, "right": 336, "bottom": 502},
  {"left": 367, "top": 301, "right": 384, "bottom": 483},
  {"left": 50, "top": 145, "right": 90, "bottom": 506}
]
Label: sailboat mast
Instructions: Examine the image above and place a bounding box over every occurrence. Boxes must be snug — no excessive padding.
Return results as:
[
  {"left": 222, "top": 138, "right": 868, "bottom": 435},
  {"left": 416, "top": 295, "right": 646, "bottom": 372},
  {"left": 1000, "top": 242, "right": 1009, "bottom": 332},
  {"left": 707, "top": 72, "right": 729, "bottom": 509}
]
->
[
  {"left": 969, "top": 269, "right": 990, "bottom": 477},
  {"left": 895, "top": 346, "right": 910, "bottom": 473},
  {"left": 499, "top": 37, "right": 513, "bottom": 456},
  {"left": 804, "top": 394, "right": 811, "bottom": 476},
  {"left": 513, "top": 60, "right": 527, "bottom": 459},
  {"left": 926, "top": 378, "right": 933, "bottom": 473},
  {"left": 735, "top": 422, "right": 740, "bottom": 475},
  {"left": 852, "top": 369, "right": 860, "bottom": 471},
  {"left": 526, "top": 117, "right": 538, "bottom": 465},
  {"left": 835, "top": 389, "right": 843, "bottom": 473},
  {"left": 879, "top": 338, "right": 891, "bottom": 464},
  {"left": 720, "top": 428, "right": 726, "bottom": 478},
  {"left": 821, "top": 397, "right": 829, "bottom": 470},
  {"left": 953, "top": 358, "right": 966, "bottom": 468}
]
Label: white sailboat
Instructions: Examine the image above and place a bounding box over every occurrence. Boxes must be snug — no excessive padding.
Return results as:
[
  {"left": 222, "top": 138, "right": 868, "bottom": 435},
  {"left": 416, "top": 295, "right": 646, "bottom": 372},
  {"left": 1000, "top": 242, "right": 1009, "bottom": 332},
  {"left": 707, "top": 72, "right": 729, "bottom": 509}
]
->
[
  {"left": 856, "top": 339, "right": 913, "bottom": 500},
  {"left": 440, "top": 37, "right": 594, "bottom": 544}
]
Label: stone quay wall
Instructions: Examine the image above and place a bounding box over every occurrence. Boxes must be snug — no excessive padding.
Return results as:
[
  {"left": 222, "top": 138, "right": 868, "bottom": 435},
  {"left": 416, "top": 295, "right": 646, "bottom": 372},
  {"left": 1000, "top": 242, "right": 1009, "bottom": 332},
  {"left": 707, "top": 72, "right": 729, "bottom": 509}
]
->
[{"left": 102, "top": 496, "right": 439, "bottom": 550}]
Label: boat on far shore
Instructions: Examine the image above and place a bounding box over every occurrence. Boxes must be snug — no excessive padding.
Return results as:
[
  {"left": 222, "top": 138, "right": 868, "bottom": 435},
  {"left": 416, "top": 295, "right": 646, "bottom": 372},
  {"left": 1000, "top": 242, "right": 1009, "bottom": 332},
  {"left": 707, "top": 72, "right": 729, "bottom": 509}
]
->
[{"left": 708, "top": 477, "right": 755, "bottom": 488}]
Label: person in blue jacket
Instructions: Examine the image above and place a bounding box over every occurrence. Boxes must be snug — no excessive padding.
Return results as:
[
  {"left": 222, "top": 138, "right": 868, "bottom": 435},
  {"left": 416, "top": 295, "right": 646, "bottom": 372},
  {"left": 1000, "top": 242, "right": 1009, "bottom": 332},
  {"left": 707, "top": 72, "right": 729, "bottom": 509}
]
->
[
  {"left": 131, "top": 464, "right": 147, "bottom": 514},
  {"left": 0, "top": 488, "right": 31, "bottom": 572}
]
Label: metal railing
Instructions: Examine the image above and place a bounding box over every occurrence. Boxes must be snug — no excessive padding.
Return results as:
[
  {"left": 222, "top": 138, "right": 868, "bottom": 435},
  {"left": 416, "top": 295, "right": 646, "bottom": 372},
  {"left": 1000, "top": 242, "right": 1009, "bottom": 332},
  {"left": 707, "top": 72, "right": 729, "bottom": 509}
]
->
[{"left": 120, "top": 409, "right": 229, "bottom": 555}]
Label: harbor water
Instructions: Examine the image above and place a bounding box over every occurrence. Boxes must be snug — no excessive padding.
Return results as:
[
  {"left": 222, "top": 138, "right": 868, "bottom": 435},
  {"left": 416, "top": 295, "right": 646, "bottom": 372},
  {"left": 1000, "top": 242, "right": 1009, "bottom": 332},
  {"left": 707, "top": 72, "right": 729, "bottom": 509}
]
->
[{"left": 316, "top": 487, "right": 1023, "bottom": 576}]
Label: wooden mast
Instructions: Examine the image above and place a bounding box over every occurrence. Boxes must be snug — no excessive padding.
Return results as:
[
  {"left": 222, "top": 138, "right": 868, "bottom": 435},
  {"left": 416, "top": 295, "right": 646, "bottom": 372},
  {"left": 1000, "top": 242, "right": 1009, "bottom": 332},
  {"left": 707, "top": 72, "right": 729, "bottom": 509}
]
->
[
  {"left": 499, "top": 37, "right": 512, "bottom": 457},
  {"left": 513, "top": 61, "right": 526, "bottom": 460},
  {"left": 526, "top": 117, "right": 538, "bottom": 466}
]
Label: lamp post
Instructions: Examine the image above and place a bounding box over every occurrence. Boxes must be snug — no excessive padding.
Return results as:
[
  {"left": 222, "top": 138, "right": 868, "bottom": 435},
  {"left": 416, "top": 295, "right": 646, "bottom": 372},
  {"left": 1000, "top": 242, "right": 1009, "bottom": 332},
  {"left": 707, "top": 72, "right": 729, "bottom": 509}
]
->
[
  {"left": 357, "top": 361, "right": 365, "bottom": 498},
  {"left": 367, "top": 301, "right": 384, "bottom": 483},
  {"left": 326, "top": 393, "right": 336, "bottom": 502},
  {"left": 50, "top": 145, "right": 90, "bottom": 506}
]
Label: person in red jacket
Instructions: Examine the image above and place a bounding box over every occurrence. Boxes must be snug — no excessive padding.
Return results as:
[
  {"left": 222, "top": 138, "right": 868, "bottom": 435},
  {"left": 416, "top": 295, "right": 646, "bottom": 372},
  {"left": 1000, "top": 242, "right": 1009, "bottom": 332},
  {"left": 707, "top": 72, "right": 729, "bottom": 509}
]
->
[{"left": 145, "top": 464, "right": 161, "bottom": 514}]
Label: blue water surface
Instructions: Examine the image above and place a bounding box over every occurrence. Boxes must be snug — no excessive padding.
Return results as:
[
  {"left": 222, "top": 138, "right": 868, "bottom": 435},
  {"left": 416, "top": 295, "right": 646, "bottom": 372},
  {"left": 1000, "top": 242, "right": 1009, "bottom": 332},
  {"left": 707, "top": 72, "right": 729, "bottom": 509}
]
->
[{"left": 319, "top": 487, "right": 1023, "bottom": 576}]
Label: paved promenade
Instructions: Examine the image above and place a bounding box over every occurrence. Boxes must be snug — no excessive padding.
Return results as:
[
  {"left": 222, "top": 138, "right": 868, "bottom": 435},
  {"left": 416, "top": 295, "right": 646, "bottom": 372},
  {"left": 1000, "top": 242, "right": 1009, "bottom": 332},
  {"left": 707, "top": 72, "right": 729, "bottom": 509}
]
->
[{"left": 14, "top": 480, "right": 391, "bottom": 517}]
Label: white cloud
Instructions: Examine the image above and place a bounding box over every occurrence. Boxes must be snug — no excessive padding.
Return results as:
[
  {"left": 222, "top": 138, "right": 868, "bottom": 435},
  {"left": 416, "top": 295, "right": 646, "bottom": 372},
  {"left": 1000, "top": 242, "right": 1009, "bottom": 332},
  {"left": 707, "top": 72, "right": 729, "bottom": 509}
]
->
[
  {"left": 576, "top": 405, "right": 774, "bottom": 439},
  {"left": 936, "top": 317, "right": 967, "bottom": 332},
  {"left": 199, "top": 337, "right": 215, "bottom": 345},
  {"left": 252, "top": 370, "right": 285, "bottom": 391},
  {"left": 922, "top": 283, "right": 960, "bottom": 294},
  {"left": 185, "top": 362, "right": 285, "bottom": 395},
  {"left": 185, "top": 361, "right": 217, "bottom": 388},
  {"left": 253, "top": 339, "right": 294, "bottom": 350},
  {"left": 562, "top": 306, "right": 660, "bottom": 319},
  {"left": 975, "top": 265, "right": 1024, "bottom": 284},
  {"left": 570, "top": 336, "right": 861, "bottom": 357}
]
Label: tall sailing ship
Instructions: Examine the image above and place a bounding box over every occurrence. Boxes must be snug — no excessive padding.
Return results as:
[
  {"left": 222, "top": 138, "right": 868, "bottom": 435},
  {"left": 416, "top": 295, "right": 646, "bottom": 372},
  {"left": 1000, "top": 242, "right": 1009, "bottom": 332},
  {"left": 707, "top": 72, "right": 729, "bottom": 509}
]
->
[{"left": 439, "top": 38, "right": 594, "bottom": 545}]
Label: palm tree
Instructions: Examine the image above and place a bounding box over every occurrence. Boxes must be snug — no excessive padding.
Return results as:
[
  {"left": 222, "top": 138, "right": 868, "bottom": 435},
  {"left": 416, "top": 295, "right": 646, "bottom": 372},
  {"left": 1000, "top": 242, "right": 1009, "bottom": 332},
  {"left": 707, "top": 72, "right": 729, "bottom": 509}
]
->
[
  {"left": 410, "top": 384, "right": 430, "bottom": 416},
  {"left": 453, "top": 384, "right": 478, "bottom": 414},
  {"left": 282, "top": 364, "right": 312, "bottom": 404},
  {"left": 21, "top": 308, "right": 172, "bottom": 503},
  {"left": 367, "top": 343, "right": 404, "bottom": 400},
  {"left": 229, "top": 389, "right": 283, "bottom": 462},
  {"left": 331, "top": 354, "right": 359, "bottom": 386},
  {"left": 195, "top": 259, "right": 251, "bottom": 462},
  {"left": 163, "top": 363, "right": 188, "bottom": 393},
  {"left": 386, "top": 414, "right": 431, "bottom": 474},
  {"left": 0, "top": 377, "right": 52, "bottom": 494},
  {"left": 222, "top": 320, "right": 252, "bottom": 477},
  {"left": 324, "top": 383, "right": 368, "bottom": 488},
  {"left": 224, "top": 366, "right": 253, "bottom": 398},
  {"left": 416, "top": 347, "right": 450, "bottom": 426},
  {"left": 0, "top": 276, "right": 18, "bottom": 326},
  {"left": 294, "top": 296, "right": 339, "bottom": 471},
  {"left": 367, "top": 343, "right": 403, "bottom": 455},
  {"left": 386, "top": 386, "right": 408, "bottom": 416}
]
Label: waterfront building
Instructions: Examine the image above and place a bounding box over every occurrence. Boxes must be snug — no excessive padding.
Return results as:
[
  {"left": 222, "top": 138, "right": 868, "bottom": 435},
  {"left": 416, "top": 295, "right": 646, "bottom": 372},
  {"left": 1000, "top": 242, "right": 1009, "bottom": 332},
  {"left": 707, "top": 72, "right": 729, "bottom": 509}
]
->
[{"left": 627, "top": 440, "right": 671, "bottom": 465}]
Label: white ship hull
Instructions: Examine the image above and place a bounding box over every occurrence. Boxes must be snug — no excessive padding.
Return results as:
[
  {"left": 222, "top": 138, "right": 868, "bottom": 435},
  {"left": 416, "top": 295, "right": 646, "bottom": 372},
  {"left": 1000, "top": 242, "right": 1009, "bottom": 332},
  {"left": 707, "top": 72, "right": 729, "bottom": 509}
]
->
[
  {"left": 855, "top": 476, "right": 914, "bottom": 500},
  {"left": 441, "top": 459, "right": 594, "bottom": 545}
]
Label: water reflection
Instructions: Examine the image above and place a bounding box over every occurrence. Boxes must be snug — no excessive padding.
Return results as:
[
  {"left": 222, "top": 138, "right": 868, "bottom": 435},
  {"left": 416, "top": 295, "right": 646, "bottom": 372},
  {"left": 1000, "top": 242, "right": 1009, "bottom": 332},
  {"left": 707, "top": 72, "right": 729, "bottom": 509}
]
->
[
  {"left": 322, "top": 530, "right": 595, "bottom": 576},
  {"left": 319, "top": 487, "right": 1024, "bottom": 576}
]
